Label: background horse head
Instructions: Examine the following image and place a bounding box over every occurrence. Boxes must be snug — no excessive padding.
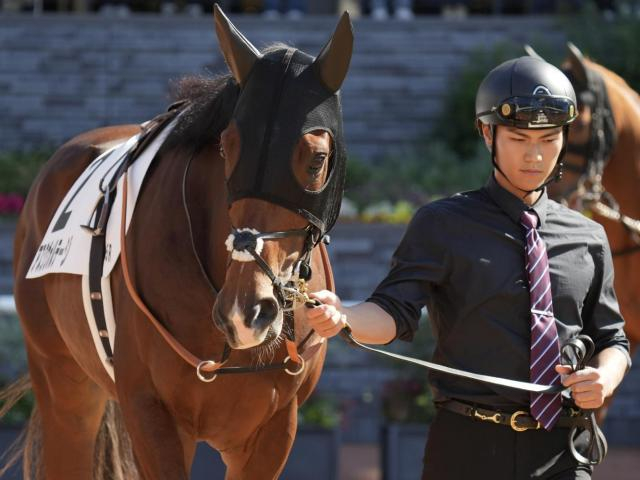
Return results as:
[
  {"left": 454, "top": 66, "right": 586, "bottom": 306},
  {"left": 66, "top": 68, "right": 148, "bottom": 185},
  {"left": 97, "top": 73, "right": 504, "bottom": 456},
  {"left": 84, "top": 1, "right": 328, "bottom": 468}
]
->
[
  {"left": 528, "top": 42, "right": 640, "bottom": 420},
  {"left": 555, "top": 43, "right": 640, "bottom": 352},
  {"left": 6, "top": 6, "right": 353, "bottom": 479}
]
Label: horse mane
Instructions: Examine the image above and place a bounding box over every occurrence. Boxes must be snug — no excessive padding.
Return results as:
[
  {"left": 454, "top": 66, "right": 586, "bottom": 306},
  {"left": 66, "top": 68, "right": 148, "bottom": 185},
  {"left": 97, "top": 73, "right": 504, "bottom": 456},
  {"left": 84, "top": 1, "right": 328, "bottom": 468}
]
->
[
  {"left": 163, "top": 42, "right": 294, "bottom": 154},
  {"left": 163, "top": 73, "right": 240, "bottom": 153},
  {"left": 585, "top": 58, "right": 640, "bottom": 105}
]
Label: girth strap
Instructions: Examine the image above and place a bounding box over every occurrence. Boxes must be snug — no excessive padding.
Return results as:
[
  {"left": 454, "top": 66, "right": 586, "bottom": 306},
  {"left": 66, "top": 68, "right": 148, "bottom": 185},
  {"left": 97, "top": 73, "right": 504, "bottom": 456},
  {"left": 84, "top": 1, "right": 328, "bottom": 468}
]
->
[
  {"left": 85, "top": 107, "right": 185, "bottom": 363},
  {"left": 87, "top": 201, "right": 115, "bottom": 360}
]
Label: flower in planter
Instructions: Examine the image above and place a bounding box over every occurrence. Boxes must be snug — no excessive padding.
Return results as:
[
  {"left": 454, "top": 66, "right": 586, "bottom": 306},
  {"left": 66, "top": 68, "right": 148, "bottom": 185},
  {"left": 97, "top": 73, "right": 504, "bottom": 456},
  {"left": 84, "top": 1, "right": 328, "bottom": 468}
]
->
[
  {"left": 361, "top": 200, "right": 415, "bottom": 224},
  {"left": 0, "top": 193, "right": 25, "bottom": 216}
]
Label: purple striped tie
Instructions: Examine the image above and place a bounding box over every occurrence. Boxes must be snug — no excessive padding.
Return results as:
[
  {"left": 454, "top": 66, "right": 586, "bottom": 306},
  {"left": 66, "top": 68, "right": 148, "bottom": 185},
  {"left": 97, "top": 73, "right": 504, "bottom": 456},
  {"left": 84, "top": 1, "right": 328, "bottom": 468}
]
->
[{"left": 521, "top": 211, "right": 562, "bottom": 430}]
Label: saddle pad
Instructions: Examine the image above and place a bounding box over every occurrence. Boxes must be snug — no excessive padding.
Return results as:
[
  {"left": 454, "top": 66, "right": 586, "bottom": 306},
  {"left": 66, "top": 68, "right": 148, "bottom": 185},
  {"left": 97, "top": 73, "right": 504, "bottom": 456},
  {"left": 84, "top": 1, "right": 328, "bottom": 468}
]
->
[{"left": 26, "top": 116, "right": 179, "bottom": 279}]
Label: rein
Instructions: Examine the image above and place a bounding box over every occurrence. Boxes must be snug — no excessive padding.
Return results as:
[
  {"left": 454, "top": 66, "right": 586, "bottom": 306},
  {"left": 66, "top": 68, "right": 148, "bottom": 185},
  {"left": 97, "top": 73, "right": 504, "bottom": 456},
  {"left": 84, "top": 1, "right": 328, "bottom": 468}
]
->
[
  {"left": 562, "top": 336, "right": 608, "bottom": 465},
  {"left": 306, "top": 300, "right": 565, "bottom": 394},
  {"left": 120, "top": 171, "right": 324, "bottom": 382},
  {"left": 312, "top": 299, "right": 606, "bottom": 464},
  {"left": 562, "top": 69, "right": 640, "bottom": 256}
]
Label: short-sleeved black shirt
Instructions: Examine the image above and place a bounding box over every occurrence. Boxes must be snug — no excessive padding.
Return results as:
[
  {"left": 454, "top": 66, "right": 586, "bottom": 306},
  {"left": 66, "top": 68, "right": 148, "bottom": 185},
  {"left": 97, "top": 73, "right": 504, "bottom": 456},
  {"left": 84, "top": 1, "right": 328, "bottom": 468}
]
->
[{"left": 367, "top": 174, "right": 631, "bottom": 408}]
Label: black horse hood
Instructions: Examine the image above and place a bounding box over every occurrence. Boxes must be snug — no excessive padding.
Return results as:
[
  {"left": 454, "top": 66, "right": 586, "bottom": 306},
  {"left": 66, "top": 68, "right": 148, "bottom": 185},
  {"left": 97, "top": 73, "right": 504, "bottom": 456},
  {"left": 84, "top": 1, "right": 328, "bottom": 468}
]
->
[{"left": 227, "top": 48, "right": 346, "bottom": 235}]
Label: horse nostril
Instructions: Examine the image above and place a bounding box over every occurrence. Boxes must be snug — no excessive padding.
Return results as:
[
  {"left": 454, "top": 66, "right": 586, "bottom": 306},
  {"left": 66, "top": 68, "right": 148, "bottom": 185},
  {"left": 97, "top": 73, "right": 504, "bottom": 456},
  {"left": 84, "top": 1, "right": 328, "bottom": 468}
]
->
[{"left": 251, "top": 298, "right": 279, "bottom": 329}]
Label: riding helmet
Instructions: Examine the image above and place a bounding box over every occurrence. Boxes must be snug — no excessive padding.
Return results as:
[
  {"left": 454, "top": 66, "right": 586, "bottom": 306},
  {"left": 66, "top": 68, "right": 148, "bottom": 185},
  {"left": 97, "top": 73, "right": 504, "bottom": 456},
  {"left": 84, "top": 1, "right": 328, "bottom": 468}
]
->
[{"left": 475, "top": 56, "right": 578, "bottom": 129}]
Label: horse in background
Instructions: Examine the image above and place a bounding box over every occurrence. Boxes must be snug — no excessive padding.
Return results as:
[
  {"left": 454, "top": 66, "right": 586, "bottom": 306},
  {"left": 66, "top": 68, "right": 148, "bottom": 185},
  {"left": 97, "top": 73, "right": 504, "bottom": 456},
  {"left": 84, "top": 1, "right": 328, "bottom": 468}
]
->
[
  {"left": 529, "top": 42, "right": 640, "bottom": 419},
  {"left": 3, "top": 6, "right": 353, "bottom": 479}
]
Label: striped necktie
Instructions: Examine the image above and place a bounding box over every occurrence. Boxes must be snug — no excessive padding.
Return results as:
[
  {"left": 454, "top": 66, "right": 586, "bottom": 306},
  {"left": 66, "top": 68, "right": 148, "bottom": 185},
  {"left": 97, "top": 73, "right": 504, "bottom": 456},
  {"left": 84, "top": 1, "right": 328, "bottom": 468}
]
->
[{"left": 521, "top": 210, "right": 562, "bottom": 430}]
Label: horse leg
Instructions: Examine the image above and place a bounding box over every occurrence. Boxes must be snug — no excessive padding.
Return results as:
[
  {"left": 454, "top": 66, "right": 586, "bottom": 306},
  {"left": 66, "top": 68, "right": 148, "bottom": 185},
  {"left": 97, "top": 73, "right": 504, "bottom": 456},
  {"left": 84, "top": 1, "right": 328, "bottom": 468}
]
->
[
  {"left": 222, "top": 398, "right": 298, "bottom": 480},
  {"left": 13, "top": 276, "right": 107, "bottom": 479},
  {"left": 23, "top": 341, "right": 107, "bottom": 479},
  {"left": 116, "top": 383, "right": 196, "bottom": 480}
]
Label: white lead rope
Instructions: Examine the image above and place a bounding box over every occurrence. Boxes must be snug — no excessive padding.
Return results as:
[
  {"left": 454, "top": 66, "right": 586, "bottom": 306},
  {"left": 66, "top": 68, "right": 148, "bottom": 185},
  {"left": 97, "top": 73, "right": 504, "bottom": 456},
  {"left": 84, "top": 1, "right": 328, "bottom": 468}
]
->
[{"left": 338, "top": 328, "right": 566, "bottom": 394}]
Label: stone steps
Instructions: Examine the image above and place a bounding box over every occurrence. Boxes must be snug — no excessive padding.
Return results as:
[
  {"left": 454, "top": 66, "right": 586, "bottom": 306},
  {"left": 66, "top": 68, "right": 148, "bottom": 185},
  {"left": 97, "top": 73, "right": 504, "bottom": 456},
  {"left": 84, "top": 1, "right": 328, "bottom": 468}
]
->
[{"left": 0, "top": 14, "right": 562, "bottom": 159}]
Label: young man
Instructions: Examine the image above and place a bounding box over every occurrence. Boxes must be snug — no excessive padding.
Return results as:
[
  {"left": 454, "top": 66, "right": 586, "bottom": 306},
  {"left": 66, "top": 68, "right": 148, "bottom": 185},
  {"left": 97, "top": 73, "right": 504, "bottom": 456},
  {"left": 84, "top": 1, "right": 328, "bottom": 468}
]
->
[{"left": 303, "top": 56, "right": 631, "bottom": 479}]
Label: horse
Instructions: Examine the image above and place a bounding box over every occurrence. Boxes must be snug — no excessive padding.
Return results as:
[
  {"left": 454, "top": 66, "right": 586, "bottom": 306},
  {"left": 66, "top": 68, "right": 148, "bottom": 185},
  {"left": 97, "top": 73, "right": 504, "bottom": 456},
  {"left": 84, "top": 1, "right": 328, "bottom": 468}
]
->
[
  {"left": 2, "top": 6, "right": 353, "bottom": 479},
  {"left": 528, "top": 43, "right": 640, "bottom": 419}
]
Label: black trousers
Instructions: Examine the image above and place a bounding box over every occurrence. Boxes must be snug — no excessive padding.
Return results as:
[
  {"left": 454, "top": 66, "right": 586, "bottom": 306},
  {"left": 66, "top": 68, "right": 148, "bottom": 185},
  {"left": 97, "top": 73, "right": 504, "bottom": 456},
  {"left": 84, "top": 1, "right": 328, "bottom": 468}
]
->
[{"left": 422, "top": 408, "right": 594, "bottom": 480}]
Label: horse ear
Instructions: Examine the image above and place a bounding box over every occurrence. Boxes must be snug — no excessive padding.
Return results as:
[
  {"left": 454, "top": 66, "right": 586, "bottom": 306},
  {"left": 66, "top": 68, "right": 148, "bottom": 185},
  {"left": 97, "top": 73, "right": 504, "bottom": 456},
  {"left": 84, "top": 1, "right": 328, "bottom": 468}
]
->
[
  {"left": 313, "top": 11, "right": 354, "bottom": 93},
  {"left": 214, "top": 3, "right": 261, "bottom": 87},
  {"left": 563, "top": 41, "right": 588, "bottom": 86},
  {"left": 524, "top": 44, "right": 545, "bottom": 61}
]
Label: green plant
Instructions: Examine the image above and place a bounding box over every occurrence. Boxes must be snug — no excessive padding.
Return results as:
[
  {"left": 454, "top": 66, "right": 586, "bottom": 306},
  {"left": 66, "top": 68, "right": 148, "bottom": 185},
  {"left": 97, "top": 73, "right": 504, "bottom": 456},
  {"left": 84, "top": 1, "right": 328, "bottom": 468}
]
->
[
  {"left": 342, "top": 42, "right": 525, "bottom": 217},
  {"left": 382, "top": 376, "right": 435, "bottom": 424},
  {"left": 0, "top": 150, "right": 50, "bottom": 196},
  {"left": 344, "top": 141, "right": 492, "bottom": 219},
  {"left": 382, "top": 312, "right": 437, "bottom": 424},
  {"left": 0, "top": 312, "right": 33, "bottom": 426},
  {"left": 560, "top": 3, "right": 640, "bottom": 93},
  {"left": 298, "top": 394, "right": 341, "bottom": 429},
  {"left": 360, "top": 200, "right": 416, "bottom": 224}
]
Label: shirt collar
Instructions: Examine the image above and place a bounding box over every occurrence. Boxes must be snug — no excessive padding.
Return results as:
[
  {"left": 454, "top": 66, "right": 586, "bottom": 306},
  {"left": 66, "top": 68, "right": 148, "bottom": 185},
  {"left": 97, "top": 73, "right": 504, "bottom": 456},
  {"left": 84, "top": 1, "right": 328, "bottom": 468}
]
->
[{"left": 484, "top": 174, "right": 548, "bottom": 226}]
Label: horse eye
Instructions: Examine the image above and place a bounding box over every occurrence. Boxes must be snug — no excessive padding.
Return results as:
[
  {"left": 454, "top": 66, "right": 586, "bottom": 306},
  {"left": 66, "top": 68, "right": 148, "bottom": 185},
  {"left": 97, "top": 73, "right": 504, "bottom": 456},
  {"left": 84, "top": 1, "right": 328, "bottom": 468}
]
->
[{"left": 308, "top": 154, "right": 326, "bottom": 175}]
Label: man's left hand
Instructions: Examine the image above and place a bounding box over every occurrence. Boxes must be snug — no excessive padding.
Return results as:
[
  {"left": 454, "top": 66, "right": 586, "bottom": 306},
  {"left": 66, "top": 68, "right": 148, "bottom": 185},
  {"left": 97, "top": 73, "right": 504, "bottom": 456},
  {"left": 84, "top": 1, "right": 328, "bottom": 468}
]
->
[{"left": 555, "top": 365, "right": 612, "bottom": 410}]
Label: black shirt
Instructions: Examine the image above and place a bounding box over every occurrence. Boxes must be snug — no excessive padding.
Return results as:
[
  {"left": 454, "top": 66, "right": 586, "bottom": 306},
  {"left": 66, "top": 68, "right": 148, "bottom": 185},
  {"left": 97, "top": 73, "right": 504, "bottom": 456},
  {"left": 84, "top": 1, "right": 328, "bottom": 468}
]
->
[{"left": 367, "top": 175, "right": 632, "bottom": 408}]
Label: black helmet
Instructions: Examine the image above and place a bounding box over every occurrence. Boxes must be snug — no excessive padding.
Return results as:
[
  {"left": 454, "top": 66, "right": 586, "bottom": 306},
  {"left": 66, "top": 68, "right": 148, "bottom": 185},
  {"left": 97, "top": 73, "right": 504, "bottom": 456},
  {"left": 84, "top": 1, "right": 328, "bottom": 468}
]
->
[{"left": 476, "top": 56, "right": 578, "bottom": 129}]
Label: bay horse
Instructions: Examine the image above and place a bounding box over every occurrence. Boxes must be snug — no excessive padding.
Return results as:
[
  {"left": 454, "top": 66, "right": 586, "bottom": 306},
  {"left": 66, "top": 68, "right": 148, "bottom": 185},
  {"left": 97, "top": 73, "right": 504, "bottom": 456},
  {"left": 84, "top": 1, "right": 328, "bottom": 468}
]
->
[
  {"left": 528, "top": 43, "right": 640, "bottom": 419},
  {"left": 2, "top": 6, "right": 353, "bottom": 479}
]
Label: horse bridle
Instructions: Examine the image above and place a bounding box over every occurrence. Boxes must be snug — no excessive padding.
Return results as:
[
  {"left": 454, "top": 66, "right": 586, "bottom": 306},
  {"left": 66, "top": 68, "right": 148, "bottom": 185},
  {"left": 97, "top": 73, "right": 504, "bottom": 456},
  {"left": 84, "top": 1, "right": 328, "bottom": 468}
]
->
[
  {"left": 224, "top": 225, "right": 323, "bottom": 309},
  {"left": 178, "top": 147, "right": 330, "bottom": 382},
  {"left": 562, "top": 68, "right": 640, "bottom": 256}
]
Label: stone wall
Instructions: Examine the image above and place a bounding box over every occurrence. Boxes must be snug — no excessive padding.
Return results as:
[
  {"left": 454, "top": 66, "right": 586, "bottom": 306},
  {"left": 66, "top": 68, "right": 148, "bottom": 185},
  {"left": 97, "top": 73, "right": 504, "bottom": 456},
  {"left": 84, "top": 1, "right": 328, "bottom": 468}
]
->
[{"left": 0, "top": 13, "right": 562, "bottom": 160}]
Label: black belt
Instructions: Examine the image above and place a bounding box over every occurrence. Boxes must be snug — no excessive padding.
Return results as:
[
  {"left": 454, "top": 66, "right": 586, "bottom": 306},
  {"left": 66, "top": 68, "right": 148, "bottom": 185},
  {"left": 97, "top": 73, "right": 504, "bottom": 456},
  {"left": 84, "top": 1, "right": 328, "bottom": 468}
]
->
[{"left": 438, "top": 399, "right": 589, "bottom": 432}]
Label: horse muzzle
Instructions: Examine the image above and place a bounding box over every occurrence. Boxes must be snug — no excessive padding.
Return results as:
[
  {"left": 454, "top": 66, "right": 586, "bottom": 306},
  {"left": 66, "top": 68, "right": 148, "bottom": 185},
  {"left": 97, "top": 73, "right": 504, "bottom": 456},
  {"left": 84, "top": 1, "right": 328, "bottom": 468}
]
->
[{"left": 213, "top": 298, "right": 284, "bottom": 350}]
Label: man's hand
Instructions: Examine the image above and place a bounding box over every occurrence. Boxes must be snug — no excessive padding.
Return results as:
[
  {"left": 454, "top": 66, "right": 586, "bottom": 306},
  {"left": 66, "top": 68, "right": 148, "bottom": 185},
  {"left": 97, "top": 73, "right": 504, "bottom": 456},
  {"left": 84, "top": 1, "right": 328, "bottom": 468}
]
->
[
  {"left": 555, "top": 365, "right": 612, "bottom": 410},
  {"left": 302, "top": 290, "right": 347, "bottom": 338}
]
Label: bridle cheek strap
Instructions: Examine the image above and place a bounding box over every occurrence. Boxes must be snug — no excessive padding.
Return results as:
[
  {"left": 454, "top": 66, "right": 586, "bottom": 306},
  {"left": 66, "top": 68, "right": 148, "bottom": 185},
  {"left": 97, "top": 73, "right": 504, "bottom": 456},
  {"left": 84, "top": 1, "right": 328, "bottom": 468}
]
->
[{"left": 120, "top": 172, "right": 226, "bottom": 374}]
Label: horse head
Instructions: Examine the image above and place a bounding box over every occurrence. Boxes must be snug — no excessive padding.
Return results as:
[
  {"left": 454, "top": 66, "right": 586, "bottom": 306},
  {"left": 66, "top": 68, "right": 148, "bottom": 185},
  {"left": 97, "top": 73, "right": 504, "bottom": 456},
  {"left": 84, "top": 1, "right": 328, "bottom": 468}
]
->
[
  {"left": 524, "top": 43, "right": 618, "bottom": 204},
  {"left": 212, "top": 5, "right": 353, "bottom": 349}
]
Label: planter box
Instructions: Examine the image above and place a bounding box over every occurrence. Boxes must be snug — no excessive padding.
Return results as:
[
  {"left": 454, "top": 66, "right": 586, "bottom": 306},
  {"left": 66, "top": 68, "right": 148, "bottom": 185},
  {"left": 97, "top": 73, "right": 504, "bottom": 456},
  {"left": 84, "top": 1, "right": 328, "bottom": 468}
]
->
[
  {"left": 0, "top": 427, "right": 21, "bottom": 480},
  {"left": 382, "top": 423, "right": 429, "bottom": 480},
  {"left": 192, "top": 426, "right": 340, "bottom": 479},
  {"left": 1, "top": 426, "right": 339, "bottom": 479}
]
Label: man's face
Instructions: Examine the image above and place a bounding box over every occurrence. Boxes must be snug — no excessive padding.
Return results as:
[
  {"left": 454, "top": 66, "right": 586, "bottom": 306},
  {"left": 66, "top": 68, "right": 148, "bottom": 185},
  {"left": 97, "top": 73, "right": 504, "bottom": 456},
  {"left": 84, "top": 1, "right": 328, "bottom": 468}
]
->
[{"left": 482, "top": 124, "right": 564, "bottom": 194}]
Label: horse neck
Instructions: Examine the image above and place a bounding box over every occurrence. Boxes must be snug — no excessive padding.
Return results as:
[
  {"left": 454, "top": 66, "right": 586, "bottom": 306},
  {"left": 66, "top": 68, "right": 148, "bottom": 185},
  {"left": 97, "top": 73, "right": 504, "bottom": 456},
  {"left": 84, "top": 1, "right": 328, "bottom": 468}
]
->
[
  {"left": 601, "top": 71, "right": 640, "bottom": 214},
  {"left": 182, "top": 145, "right": 231, "bottom": 293},
  {"left": 127, "top": 144, "right": 229, "bottom": 356}
]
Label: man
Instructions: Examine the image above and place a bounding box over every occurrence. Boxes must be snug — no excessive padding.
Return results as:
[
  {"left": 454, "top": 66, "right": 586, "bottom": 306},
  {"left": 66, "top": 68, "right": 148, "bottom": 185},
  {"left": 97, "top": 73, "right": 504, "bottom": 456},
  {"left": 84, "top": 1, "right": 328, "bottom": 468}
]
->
[{"left": 303, "top": 56, "right": 631, "bottom": 479}]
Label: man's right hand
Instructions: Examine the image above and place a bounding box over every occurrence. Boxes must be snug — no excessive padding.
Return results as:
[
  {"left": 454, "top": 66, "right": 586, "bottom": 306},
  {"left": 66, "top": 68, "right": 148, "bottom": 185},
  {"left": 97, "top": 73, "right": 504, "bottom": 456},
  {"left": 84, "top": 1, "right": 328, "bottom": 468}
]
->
[{"left": 303, "top": 290, "right": 347, "bottom": 338}]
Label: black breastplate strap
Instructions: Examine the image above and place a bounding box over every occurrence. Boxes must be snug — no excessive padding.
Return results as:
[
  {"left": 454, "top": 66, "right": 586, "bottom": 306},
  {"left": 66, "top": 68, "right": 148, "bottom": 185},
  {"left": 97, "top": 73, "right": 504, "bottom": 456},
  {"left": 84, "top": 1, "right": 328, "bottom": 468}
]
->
[
  {"left": 86, "top": 194, "right": 117, "bottom": 361},
  {"left": 84, "top": 106, "right": 186, "bottom": 363}
]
